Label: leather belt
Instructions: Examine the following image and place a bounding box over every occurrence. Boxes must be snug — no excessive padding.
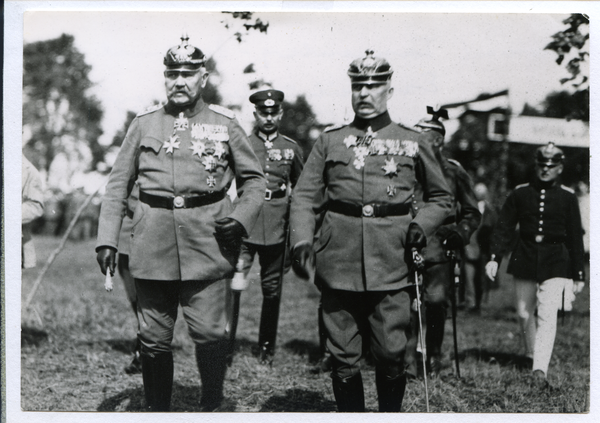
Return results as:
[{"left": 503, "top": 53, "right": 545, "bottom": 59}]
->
[
  {"left": 328, "top": 200, "right": 411, "bottom": 218},
  {"left": 265, "top": 189, "right": 286, "bottom": 201},
  {"left": 521, "top": 233, "right": 566, "bottom": 244},
  {"left": 139, "top": 190, "right": 225, "bottom": 210}
]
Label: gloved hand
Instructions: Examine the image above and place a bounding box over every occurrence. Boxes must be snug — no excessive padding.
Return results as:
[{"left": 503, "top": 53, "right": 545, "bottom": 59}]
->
[
  {"left": 406, "top": 223, "right": 426, "bottom": 251},
  {"left": 96, "top": 247, "right": 116, "bottom": 276},
  {"left": 485, "top": 261, "right": 498, "bottom": 281},
  {"left": 443, "top": 230, "right": 464, "bottom": 250},
  {"left": 214, "top": 217, "right": 246, "bottom": 245},
  {"left": 573, "top": 281, "right": 585, "bottom": 295},
  {"left": 291, "top": 241, "right": 314, "bottom": 280}
]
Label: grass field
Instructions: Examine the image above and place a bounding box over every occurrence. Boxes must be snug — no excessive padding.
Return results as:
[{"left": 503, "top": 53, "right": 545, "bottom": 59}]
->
[{"left": 20, "top": 235, "right": 590, "bottom": 413}]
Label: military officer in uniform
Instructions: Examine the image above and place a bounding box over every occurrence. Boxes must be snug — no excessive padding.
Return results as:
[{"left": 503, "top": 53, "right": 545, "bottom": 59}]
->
[
  {"left": 289, "top": 50, "right": 452, "bottom": 412},
  {"left": 486, "top": 143, "right": 585, "bottom": 387},
  {"left": 95, "top": 36, "right": 266, "bottom": 412},
  {"left": 406, "top": 114, "right": 481, "bottom": 377},
  {"left": 240, "top": 88, "right": 304, "bottom": 365}
]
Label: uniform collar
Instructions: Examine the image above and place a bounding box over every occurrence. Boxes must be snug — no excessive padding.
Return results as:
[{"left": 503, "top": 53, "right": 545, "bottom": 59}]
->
[
  {"left": 352, "top": 111, "right": 392, "bottom": 132},
  {"left": 532, "top": 178, "right": 559, "bottom": 191},
  {"left": 257, "top": 130, "right": 279, "bottom": 143},
  {"left": 164, "top": 97, "right": 206, "bottom": 118}
]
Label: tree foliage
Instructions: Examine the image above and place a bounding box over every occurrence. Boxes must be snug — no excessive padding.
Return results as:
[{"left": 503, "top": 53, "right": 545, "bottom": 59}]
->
[
  {"left": 221, "top": 11, "right": 269, "bottom": 43},
  {"left": 23, "top": 34, "right": 104, "bottom": 180},
  {"left": 545, "top": 14, "right": 589, "bottom": 121},
  {"left": 279, "top": 95, "right": 319, "bottom": 160}
]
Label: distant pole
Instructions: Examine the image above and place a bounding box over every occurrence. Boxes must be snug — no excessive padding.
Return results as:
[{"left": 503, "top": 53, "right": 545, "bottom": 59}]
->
[
  {"left": 24, "top": 182, "right": 105, "bottom": 311},
  {"left": 499, "top": 108, "right": 510, "bottom": 199}
]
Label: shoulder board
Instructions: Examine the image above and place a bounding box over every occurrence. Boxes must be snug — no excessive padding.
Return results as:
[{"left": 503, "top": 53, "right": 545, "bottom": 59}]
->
[
  {"left": 208, "top": 104, "right": 236, "bottom": 119},
  {"left": 446, "top": 158, "right": 463, "bottom": 168},
  {"left": 323, "top": 123, "right": 346, "bottom": 133},
  {"left": 281, "top": 134, "right": 298, "bottom": 145},
  {"left": 515, "top": 183, "right": 529, "bottom": 190},
  {"left": 560, "top": 185, "right": 575, "bottom": 194},
  {"left": 398, "top": 122, "right": 420, "bottom": 133},
  {"left": 137, "top": 102, "right": 164, "bottom": 117}
]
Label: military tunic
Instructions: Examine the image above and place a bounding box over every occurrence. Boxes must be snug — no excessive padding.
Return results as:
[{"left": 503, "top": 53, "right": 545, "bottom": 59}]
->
[
  {"left": 490, "top": 180, "right": 585, "bottom": 282},
  {"left": 244, "top": 130, "right": 304, "bottom": 245},
  {"left": 290, "top": 112, "right": 453, "bottom": 291},
  {"left": 96, "top": 99, "right": 266, "bottom": 281}
]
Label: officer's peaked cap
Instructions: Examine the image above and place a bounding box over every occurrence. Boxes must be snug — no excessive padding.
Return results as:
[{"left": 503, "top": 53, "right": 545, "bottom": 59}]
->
[
  {"left": 348, "top": 50, "right": 393, "bottom": 83},
  {"left": 536, "top": 142, "right": 564, "bottom": 166},
  {"left": 415, "top": 118, "right": 446, "bottom": 136},
  {"left": 164, "top": 34, "right": 206, "bottom": 69},
  {"left": 249, "top": 89, "right": 284, "bottom": 110}
]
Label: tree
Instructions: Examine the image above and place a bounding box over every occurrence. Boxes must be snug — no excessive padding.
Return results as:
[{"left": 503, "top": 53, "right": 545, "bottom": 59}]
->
[
  {"left": 279, "top": 95, "right": 319, "bottom": 159},
  {"left": 23, "top": 34, "right": 104, "bottom": 190},
  {"left": 545, "top": 14, "right": 589, "bottom": 121}
]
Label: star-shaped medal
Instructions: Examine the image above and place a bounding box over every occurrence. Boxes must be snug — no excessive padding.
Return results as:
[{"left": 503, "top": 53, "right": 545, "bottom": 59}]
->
[
  {"left": 382, "top": 157, "right": 398, "bottom": 176},
  {"left": 174, "top": 112, "right": 189, "bottom": 131},
  {"left": 163, "top": 135, "right": 180, "bottom": 154},
  {"left": 344, "top": 135, "right": 358, "bottom": 148},
  {"left": 189, "top": 140, "right": 206, "bottom": 157},
  {"left": 280, "top": 183, "right": 287, "bottom": 191},
  {"left": 213, "top": 142, "right": 226, "bottom": 159},
  {"left": 265, "top": 140, "right": 274, "bottom": 149},
  {"left": 202, "top": 155, "right": 217, "bottom": 171},
  {"left": 363, "top": 126, "right": 378, "bottom": 145}
]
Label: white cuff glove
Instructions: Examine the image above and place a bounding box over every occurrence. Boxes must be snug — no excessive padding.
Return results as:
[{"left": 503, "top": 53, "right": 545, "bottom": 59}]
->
[{"left": 485, "top": 261, "right": 498, "bottom": 281}]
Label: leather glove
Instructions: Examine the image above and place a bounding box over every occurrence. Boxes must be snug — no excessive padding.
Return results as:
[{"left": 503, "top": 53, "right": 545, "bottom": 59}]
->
[
  {"left": 485, "top": 261, "right": 498, "bottom": 281},
  {"left": 573, "top": 281, "right": 585, "bottom": 295},
  {"left": 443, "top": 230, "right": 464, "bottom": 250},
  {"left": 214, "top": 217, "right": 246, "bottom": 245},
  {"left": 291, "top": 241, "right": 314, "bottom": 280},
  {"left": 96, "top": 247, "right": 116, "bottom": 276},
  {"left": 406, "top": 223, "right": 427, "bottom": 251}
]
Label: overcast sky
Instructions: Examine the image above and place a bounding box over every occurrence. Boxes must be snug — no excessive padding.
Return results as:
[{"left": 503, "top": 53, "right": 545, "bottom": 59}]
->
[{"left": 21, "top": 7, "right": 578, "bottom": 145}]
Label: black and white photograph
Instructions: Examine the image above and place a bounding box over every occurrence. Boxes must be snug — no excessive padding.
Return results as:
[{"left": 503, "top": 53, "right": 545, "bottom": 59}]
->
[{"left": 3, "top": 1, "right": 596, "bottom": 421}]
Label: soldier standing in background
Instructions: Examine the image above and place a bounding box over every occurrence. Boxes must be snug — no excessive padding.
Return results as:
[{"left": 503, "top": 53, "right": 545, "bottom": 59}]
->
[
  {"left": 240, "top": 88, "right": 304, "bottom": 365},
  {"left": 486, "top": 143, "right": 585, "bottom": 388},
  {"left": 406, "top": 114, "right": 481, "bottom": 377},
  {"left": 95, "top": 36, "right": 265, "bottom": 411},
  {"left": 22, "top": 155, "right": 45, "bottom": 269},
  {"left": 289, "top": 50, "right": 452, "bottom": 412}
]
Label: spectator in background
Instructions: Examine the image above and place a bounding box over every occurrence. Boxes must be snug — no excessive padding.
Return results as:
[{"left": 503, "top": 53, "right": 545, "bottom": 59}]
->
[
  {"left": 22, "top": 155, "right": 45, "bottom": 268},
  {"left": 462, "top": 183, "right": 497, "bottom": 312},
  {"left": 486, "top": 143, "right": 585, "bottom": 388}
]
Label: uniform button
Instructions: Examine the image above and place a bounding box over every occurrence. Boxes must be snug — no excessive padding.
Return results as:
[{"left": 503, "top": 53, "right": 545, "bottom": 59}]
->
[
  {"left": 266, "top": 165, "right": 270, "bottom": 169},
  {"left": 538, "top": 227, "right": 543, "bottom": 231},
  {"left": 540, "top": 202, "right": 545, "bottom": 206},
  {"left": 541, "top": 189, "right": 546, "bottom": 194},
  {"left": 539, "top": 207, "right": 544, "bottom": 212},
  {"left": 414, "top": 206, "right": 419, "bottom": 211},
  {"left": 540, "top": 195, "right": 545, "bottom": 199},
  {"left": 539, "top": 220, "right": 543, "bottom": 225},
  {"left": 265, "top": 172, "right": 269, "bottom": 176}
]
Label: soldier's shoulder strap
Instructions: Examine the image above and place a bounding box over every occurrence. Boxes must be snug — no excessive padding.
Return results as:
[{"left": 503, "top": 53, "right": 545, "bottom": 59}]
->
[
  {"left": 398, "top": 122, "right": 420, "bottom": 133},
  {"left": 209, "top": 104, "right": 236, "bottom": 119},
  {"left": 560, "top": 184, "right": 575, "bottom": 194},
  {"left": 137, "top": 102, "right": 165, "bottom": 117},
  {"left": 515, "top": 183, "right": 530, "bottom": 190},
  {"left": 323, "top": 123, "right": 347, "bottom": 133},
  {"left": 281, "top": 134, "right": 298, "bottom": 145},
  {"left": 446, "top": 158, "right": 463, "bottom": 168}
]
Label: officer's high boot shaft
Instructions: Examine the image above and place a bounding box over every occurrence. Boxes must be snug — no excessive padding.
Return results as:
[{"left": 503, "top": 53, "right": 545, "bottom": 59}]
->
[
  {"left": 141, "top": 350, "right": 174, "bottom": 411},
  {"left": 426, "top": 303, "right": 447, "bottom": 373},
  {"left": 258, "top": 296, "right": 281, "bottom": 363},
  {"left": 376, "top": 370, "right": 407, "bottom": 412},
  {"left": 331, "top": 373, "right": 365, "bottom": 412},
  {"left": 196, "top": 340, "right": 228, "bottom": 411}
]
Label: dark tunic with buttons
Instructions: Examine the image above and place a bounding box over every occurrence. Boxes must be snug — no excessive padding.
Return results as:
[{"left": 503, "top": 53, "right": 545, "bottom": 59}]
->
[
  {"left": 244, "top": 130, "right": 304, "bottom": 246},
  {"left": 490, "top": 180, "right": 585, "bottom": 282}
]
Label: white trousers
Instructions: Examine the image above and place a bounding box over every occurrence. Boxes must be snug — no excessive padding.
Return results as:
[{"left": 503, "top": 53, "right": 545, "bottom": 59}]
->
[{"left": 513, "top": 277, "right": 569, "bottom": 375}]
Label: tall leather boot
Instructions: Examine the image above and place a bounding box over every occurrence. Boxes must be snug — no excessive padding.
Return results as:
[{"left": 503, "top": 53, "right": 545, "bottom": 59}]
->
[
  {"left": 331, "top": 373, "right": 365, "bottom": 412},
  {"left": 376, "top": 370, "right": 407, "bottom": 412},
  {"left": 258, "top": 296, "right": 281, "bottom": 365},
  {"left": 140, "top": 350, "right": 173, "bottom": 411},
  {"left": 425, "top": 303, "right": 447, "bottom": 375},
  {"left": 196, "top": 340, "right": 228, "bottom": 411}
]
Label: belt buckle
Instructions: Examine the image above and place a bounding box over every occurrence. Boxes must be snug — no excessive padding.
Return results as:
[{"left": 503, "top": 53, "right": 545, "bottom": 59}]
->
[
  {"left": 265, "top": 189, "right": 272, "bottom": 201},
  {"left": 535, "top": 234, "right": 544, "bottom": 243},
  {"left": 173, "top": 195, "right": 185, "bottom": 208},
  {"left": 362, "top": 204, "right": 374, "bottom": 217}
]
